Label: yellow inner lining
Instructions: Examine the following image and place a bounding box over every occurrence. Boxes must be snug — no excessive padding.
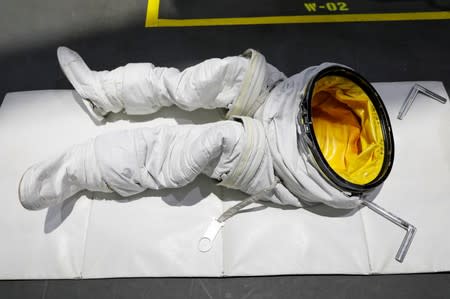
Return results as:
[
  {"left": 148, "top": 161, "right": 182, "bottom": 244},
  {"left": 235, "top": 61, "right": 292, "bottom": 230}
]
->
[{"left": 311, "top": 75, "right": 385, "bottom": 185}]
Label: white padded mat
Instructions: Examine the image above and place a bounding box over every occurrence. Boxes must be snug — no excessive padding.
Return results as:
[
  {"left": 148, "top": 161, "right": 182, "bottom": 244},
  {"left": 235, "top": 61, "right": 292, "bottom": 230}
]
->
[{"left": 0, "top": 82, "right": 449, "bottom": 279}]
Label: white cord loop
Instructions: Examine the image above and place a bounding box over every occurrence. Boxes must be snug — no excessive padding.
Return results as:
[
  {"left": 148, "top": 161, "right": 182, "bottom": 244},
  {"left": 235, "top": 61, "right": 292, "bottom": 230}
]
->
[{"left": 198, "top": 178, "right": 279, "bottom": 252}]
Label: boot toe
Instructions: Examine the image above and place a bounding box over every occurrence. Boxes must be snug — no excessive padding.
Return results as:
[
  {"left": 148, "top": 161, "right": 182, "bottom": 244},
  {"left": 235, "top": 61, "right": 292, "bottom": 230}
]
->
[
  {"left": 18, "top": 166, "right": 49, "bottom": 210},
  {"left": 57, "top": 46, "right": 111, "bottom": 113},
  {"left": 57, "top": 46, "right": 83, "bottom": 67}
]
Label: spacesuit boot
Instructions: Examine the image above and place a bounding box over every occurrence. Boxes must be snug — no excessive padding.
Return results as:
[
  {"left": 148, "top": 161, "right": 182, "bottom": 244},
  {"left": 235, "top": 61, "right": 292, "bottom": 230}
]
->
[
  {"left": 57, "top": 47, "right": 124, "bottom": 119},
  {"left": 19, "top": 140, "right": 110, "bottom": 210}
]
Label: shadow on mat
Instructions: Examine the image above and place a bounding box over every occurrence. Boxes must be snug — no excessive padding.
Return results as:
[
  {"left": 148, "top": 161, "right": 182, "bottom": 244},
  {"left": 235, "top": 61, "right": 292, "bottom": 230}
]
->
[
  {"left": 44, "top": 177, "right": 220, "bottom": 233},
  {"left": 44, "top": 178, "right": 383, "bottom": 233}
]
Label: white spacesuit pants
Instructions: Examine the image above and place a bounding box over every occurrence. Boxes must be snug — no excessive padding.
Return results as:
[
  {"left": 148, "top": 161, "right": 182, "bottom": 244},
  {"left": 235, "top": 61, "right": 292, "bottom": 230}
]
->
[{"left": 20, "top": 48, "right": 288, "bottom": 210}]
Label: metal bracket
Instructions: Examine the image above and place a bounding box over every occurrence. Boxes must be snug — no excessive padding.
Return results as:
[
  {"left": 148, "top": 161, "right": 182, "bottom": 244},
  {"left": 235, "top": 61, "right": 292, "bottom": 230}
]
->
[
  {"left": 397, "top": 83, "right": 447, "bottom": 120},
  {"left": 361, "top": 199, "right": 417, "bottom": 263}
]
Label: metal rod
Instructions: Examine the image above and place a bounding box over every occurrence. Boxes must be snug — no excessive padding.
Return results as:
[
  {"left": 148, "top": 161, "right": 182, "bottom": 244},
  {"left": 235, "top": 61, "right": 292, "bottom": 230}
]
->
[
  {"left": 416, "top": 84, "right": 448, "bottom": 104},
  {"left": 397, "top": 83, "right": 448, "bottom": 120},
  {"left": 396, "top": 225, "right": 417, "bottom": 263},
  {"left": 361, "top": 199, "right": 417, "bottom": 263},
  {"left": 397, "top": 86, "right": 418, "bottom": 120}
]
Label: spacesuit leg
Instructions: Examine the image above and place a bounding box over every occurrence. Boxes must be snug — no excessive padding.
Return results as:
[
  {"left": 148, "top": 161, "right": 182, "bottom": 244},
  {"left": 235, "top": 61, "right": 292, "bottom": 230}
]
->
[
  {"left": 57, "top": 47, "right": 285, "bottom": 118},
  {"left": 57, "top": 47, "right": 251, "bottom": 116},
  {"left": 19, "top": 121, "right": 245, "bottom": 210}
]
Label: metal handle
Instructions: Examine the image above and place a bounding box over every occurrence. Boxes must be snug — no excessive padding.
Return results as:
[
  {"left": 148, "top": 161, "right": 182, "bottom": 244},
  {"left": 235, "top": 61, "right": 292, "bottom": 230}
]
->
[
  {"left": 396, "top": 225, "right": 417, "bottom": 263},
  {"left": 361, "top": 199, "right": 417, "bottom": 263},
  {"left": 397, "top": 83, "right": 447, "bottom": 120}
]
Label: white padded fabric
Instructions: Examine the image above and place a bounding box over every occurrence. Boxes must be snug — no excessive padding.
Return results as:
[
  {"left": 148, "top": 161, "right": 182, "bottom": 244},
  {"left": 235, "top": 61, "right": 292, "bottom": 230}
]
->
[{"left": 0, "top": 81, "right": 449, "bottom": 278}]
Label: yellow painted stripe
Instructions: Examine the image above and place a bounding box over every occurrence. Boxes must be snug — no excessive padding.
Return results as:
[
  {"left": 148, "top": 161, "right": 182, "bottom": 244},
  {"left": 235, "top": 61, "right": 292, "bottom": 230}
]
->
[
  {"left": 146, "top": 11, "right": 450, "bottom": 27},
  {"left": 145, "top": 0, "right": 160, "bottom": 27}
]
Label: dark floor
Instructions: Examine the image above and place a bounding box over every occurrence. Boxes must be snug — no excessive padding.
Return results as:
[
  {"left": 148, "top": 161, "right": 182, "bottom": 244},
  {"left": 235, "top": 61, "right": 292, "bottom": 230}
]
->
[
  {"left": 1, "top": 274, "right": 450, "bottom": 299},
  {"left": 1, "top": 0, "right": 450, "bottom": 298}
]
